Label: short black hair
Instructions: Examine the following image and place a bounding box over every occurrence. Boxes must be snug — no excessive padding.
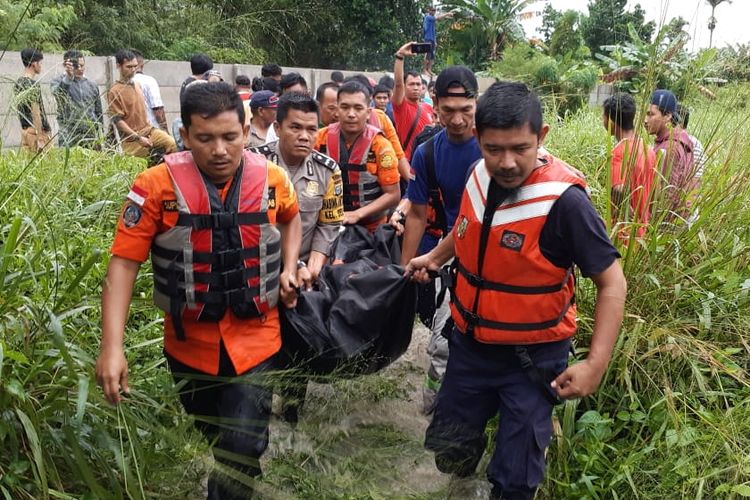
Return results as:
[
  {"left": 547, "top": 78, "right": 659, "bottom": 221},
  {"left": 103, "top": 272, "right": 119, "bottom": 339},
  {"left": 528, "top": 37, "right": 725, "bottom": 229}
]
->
[
  {"left": 63, "top": 49, "right": 83, "bottom": 62},
  {"left": 251, "top": 76, "right": 264, "bottom": 92},
  {"left": 20, "top": 48, "right": 43, "bottom": 67},
  {"left": 261, "top": 63, "right": 282, "bottom": 78},
  {"left": 276, "top": 92, "right": 319, "bottom": 125},
  {"left": 316, "top": 81, "right": 339, "bottom": 102},
  {"left": 404, "top": 71, "right": 420, "bottom": 83},
  {"left": 675, "top": 103, "right": 690, "bottom": 128},
  {"left": 603, "top": 92, "right": 636, "bottom": 131},
  {"left": 130, "top": 48, "right": 144, "bottom": 61},
  {"left": 262, "top": 77, "right": 280, "bottom": 94},
  {"left": 115, "top": 49, "right": 136, "bottom": 65},
  {"left": 475, "top": 81, "right": 543, "bottom": 136},
  {"left": 189, "top": 53, "right": 213, "bottom": 75},
  {"left": 181, "top": 81, "right": 244, "bottom": 130},
  {"left": 373, "top": 84, "right": 391, "bottom": 97},
  {"left": 378, "top": 75, "right": 395, "bottom": 90},
  {"left": 331, "top": 71, "right": 344, "bottom": 83},
  {"left": 280, "top": 72, "right": 307, "bottom": 93},
  {"left": 235, "top": 74, "right": 251, "bottom": 87},
  {"left": 343, "top": 74, "right": 373, "bottom": 97},
  {"left": 337, "top": 81, "right": 369, "bottom": 102}
]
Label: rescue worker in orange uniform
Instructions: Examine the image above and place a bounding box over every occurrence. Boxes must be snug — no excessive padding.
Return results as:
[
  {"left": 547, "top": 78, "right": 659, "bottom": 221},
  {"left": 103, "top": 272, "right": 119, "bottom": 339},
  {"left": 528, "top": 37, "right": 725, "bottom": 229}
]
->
[
  {"left": 406, "top": 81, "right": 627, "bottom": 499},
  {"left": 95, "top": 81, "right": 302, "bottom": 500},
  {"left": 314, "top": 80, "right": 401, "bottom": 232}
]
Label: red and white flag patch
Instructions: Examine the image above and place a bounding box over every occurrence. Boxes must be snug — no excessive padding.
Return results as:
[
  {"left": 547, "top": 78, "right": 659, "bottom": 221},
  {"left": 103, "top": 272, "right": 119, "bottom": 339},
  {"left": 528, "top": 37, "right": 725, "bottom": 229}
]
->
[{"left": 126, "top": 185, "right": 148, "bottom": 206}]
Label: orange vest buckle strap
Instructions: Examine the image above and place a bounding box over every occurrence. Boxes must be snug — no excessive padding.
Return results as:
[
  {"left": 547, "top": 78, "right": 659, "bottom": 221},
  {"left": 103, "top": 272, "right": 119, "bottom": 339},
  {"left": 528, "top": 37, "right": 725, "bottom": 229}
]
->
[
  {"left": 450, "top": 156, "right": 587, "bottom": 345},
  {"left": 151, "top": 150, "right": 282, "bottom": 340}
]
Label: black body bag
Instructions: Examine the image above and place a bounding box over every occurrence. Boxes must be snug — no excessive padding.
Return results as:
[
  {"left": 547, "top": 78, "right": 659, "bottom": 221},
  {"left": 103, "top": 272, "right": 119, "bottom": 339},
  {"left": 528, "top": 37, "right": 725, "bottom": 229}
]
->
[{"left": 280, "top": 225, "right": 417, "bottom": 377}]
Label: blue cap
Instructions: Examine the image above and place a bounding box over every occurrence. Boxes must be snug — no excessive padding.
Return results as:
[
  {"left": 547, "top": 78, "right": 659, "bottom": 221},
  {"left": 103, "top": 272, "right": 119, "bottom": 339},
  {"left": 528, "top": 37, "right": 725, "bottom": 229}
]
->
[
  {"left": 651, "top": 89, "right": 677, "bottom": 115},
  {"left": 250, "top": 90, "right": 279, "bottom": 109}
]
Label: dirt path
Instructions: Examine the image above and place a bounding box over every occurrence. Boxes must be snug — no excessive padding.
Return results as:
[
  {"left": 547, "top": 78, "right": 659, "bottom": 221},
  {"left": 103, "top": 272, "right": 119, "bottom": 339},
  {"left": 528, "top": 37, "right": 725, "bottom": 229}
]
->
[{"left": 258, "top": 323, "right": 457, "bottom": 499}]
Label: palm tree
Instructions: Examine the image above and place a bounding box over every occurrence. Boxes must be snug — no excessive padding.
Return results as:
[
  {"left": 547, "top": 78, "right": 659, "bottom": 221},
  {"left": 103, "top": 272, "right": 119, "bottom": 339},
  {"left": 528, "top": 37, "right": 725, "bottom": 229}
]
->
[
  {"left": 707, "top": 0, "right": 730, "bottom": 49},
  {"left": 444, "top": 0, "right": 532, "bottom": 60}
]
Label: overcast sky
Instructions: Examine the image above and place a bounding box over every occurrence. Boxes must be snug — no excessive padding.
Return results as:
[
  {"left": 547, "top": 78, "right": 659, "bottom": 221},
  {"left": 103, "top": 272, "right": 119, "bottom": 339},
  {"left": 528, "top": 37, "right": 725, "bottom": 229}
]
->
[{"left": 527, "top": 0, "right": 745, "bottom": 51}]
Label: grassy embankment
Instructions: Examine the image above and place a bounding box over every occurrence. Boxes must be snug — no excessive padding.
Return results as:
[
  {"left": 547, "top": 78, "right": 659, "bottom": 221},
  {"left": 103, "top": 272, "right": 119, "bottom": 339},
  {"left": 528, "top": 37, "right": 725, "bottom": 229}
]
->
[{"left": 1, "top": 83, "right": 750, "bottom": 499}]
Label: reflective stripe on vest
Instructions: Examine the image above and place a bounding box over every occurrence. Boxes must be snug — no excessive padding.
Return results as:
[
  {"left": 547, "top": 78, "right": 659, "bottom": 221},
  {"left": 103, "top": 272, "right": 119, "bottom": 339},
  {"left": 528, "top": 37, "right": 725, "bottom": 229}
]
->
[
  {"left": 450, "top": 156, "right": 587, "bottom": 344},
  {"left": 152, "top": 150, "right": 281, "bottom": 338},
  {"left": 326, "top": 123, "right": 384, "bottom": 221}
]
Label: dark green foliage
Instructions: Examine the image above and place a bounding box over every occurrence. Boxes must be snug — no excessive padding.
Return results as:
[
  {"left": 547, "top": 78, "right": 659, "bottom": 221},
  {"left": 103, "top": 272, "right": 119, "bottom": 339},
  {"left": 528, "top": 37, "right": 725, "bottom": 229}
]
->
[{"left": 582, "top": 0, "right": 655, "bottom": 56}]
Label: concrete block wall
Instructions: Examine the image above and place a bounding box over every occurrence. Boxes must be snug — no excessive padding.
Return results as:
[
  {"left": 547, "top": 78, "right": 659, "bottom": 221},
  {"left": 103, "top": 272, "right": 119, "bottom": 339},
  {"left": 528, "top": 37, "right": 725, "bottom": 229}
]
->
[{"left": 0, "top": 50, "right": 507, "bottom": 148}]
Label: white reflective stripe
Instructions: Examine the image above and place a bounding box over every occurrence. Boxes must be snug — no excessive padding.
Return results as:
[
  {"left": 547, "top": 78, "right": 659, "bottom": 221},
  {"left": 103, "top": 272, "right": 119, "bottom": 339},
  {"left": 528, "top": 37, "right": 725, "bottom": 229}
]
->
[
  {"left": 465, "top": 168, "right": 485, "bottom": 219},
  {"left": 501, "top": 181, "right": 572, "bottom": 206},
  {"left": 474, "top": 159, "right": 491, "bottom": 191},
  {"left": 492, "top": 199, "right": 556, "bottom": 226}
]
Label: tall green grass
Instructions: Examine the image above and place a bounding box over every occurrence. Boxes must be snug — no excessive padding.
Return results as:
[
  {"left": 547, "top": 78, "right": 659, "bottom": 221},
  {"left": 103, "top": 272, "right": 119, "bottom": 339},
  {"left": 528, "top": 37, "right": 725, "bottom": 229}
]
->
[
  {"left": 0, "top": 149, "right": 208, "bottom": 499},
  {"left": 2, "top": 85, "right": 750, "bottom": 498},
  {"left": 542, "top": 83, "right": 750, "bottom": 498}
]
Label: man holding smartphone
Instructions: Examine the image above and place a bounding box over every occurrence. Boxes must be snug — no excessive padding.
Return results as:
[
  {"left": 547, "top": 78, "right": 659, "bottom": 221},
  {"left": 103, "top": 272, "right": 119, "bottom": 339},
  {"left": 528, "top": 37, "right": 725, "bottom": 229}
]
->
[{"left": 51, "top": 50, "right": 104, "bottom": 148}]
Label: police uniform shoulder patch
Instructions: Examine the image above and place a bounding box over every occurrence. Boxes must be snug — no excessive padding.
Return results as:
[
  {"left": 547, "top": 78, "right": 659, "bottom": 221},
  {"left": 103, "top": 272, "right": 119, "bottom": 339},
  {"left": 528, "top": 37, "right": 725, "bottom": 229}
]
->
[
  {"left": 500, "top": 230, "right": 525, "bottom": 251},
  {"left": 311, "top": 150, "right": 337, "bottom": 171},
  {"left": 122, "top": 203, "right": 142, "bottom": 228},
  {"left": 249, "top": 143, "right": 274, "bottom": 158}
]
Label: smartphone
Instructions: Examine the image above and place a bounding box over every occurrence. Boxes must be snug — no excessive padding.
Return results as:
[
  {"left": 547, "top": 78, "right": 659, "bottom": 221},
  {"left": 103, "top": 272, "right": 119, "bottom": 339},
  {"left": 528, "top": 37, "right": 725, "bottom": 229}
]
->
[{"left": 411, "top": 42, "right": 433, "bottom": 54}]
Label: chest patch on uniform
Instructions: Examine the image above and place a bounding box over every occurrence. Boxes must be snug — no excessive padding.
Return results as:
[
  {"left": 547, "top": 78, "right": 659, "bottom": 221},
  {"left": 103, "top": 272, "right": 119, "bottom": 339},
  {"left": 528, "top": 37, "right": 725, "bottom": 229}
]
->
[
  {"left": 456, "top": 216, "right": 468, "bottom": 239},
  {"left": 268, "top": 187, "right": 276, "bottom": 209},
  {"left": 305, "top": 180, "right": 319, "bottom": 196},
  {"left": 162, "top": 200, "right": 178, "bottom": 211},
  {"left": 367, "top": 150, "right": 377, "bottom": 164},
  {"left": 122, "top": 203, "right": 142, "bottom": 228},
  {"left": 500, "top": 230, "right": 525, "bottom": 251}
]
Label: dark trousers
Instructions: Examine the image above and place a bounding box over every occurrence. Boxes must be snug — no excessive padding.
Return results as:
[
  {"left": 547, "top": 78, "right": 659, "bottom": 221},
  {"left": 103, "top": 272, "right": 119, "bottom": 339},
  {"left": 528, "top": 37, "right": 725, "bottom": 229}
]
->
[
  {"left": 425, "top": 328, "right": 570, "bottom": 500},
  {"left": 166, "top": 344, "right": 273, "bottom": 500}
]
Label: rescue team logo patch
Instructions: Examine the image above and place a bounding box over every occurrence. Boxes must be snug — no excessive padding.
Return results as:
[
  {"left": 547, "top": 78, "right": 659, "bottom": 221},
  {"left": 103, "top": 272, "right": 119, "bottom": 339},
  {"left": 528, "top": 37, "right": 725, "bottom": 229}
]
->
[
  {"left": 456, "top": 216, "right": 469, "bottom": 239},
  {"left": 367, "top": 151, "right": 377, "bottom": 164},
  {"left": 380, "top": 153, "right": 394, "bottom": 168},
  {"left": 162, "top": 200, "right": 178, "bottom": 211},
  {"left": 500, "top": 230, "right": 525, "bottom": 251},
  {"left": 267, "top": 187, "right": 276, "bottom": 209},
  {"left": 126, "top": 185, "right": 148, "bottom": 206},
  {"left": 122, "top": 203, "right": 142, "bottom": 228}
]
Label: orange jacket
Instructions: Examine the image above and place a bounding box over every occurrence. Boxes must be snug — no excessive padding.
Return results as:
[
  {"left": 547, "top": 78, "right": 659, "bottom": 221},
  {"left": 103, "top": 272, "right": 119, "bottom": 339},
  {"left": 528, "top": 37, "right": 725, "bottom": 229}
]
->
[
  {"left": 111, "top": 151, "right": 298, "bottom": 375},
  {"left": 450, "top": 156, "right": 587, "bottom": 344}
]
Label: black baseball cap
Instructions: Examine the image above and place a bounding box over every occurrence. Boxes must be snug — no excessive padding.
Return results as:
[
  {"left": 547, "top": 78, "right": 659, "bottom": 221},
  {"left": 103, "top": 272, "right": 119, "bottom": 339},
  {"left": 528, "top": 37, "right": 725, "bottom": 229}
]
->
[{"left": 434, "top": 66, "right": 478, "bottom": 99}]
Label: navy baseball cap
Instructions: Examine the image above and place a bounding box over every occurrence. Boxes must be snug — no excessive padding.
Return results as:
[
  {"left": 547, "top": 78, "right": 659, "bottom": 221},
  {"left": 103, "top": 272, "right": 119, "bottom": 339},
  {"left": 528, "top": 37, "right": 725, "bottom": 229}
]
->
[
  {"left": 435, "top": 66, "right": 478, "bottom": 98},
  {"left": 651, "top": 89, "right": 677, "bottom": 115},
  {"left": 250, "top": 90, "right": 279, "bottom": 109}
]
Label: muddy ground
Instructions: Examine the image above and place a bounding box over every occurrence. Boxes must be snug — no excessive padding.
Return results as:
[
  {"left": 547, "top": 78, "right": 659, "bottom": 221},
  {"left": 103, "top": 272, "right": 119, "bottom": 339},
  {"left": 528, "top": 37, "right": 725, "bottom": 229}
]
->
[{"left": 254, "top": 323, "right": 495, "bottom": 499}]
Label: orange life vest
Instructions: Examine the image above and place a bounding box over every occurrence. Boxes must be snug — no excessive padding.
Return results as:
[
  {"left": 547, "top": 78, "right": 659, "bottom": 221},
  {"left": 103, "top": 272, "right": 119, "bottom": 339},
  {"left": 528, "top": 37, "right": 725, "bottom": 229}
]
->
[
  {"left": 450, "top": 156, "right": 587, "bottom": 344},
  {"left": 152, "top": 150, "right": 281, "bottom": 339},
  {"left": 324, "top": 123, "right": 385, "bottom": 223}
]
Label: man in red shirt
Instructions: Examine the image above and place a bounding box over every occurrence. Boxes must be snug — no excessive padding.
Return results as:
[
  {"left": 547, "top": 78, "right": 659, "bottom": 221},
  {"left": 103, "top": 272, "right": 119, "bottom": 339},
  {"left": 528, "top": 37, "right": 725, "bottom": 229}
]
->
[
  {"left": 603, "top": 92, "right": 656, "bottom": 238},
  {"left": 644, "top": 89, "right": 696, "bottom": 222},
  {"left": 391, "top": 42, "right": 434, "bottom": 160}
]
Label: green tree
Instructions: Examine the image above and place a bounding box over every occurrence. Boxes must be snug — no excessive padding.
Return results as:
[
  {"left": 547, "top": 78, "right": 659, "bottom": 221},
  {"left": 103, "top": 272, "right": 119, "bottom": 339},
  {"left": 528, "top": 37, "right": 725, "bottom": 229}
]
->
[
  {"left": 0, "top": 0, "right": 76, "bottom": 51},
  {"left": 548, "top": 10, "right": 587, "bottom": 57},
  {"left": 539, "top": 3, "right": 561, "bottom": 44},
  {"left": 582, "top": 0, "right": 655, "bottom": 56},
  {"left": 443, "top": 0, "right": 531, "bottom": 61}
]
